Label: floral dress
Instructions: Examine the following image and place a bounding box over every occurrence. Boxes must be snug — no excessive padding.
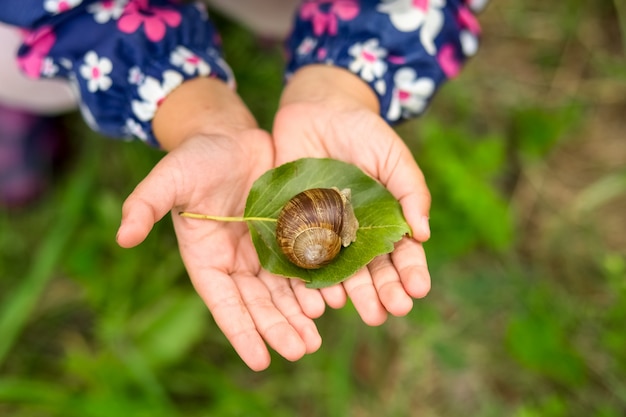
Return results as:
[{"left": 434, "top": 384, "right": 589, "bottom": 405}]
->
[{"left": 0, "top": 0, "right": 487, "bottom": 147}]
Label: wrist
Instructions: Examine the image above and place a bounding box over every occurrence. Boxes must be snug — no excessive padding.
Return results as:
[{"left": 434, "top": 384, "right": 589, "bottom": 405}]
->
[
  {"left": 280, "top": 65, "right": 379, "bottom": 114},
  {"left": 152, "top": 77, "right": 257, "bottom": 151}
]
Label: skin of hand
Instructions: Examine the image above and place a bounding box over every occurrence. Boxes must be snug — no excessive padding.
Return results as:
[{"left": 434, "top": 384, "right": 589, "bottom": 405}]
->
[
  {"left": 273, "top": 65, "right": 432, "bottom": 326},
  {"left": 115, "top": 77, "right": 322, "bottom": 371}
]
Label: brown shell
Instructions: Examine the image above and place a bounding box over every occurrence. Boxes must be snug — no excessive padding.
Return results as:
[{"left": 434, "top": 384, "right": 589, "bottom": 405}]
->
[{"left": 276, "top": 188, "right": 358, "bottom": 269}]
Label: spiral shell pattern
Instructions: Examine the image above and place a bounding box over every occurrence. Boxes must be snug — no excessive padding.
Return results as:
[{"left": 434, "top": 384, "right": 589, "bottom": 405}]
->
[{"left": 276, "top": 188, "right": 355, "bottom": 269}]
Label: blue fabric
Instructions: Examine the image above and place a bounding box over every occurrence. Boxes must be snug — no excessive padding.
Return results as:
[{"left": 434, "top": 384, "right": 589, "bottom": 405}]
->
[
  {"left": 0, "top": 0, "right": 483, "bottom": 146},
  {"left": 287, "top": 0, "right": 482, "bottom": 123},
  {"left": 1, "top": 0, "right": 233, "bottom": 146}
]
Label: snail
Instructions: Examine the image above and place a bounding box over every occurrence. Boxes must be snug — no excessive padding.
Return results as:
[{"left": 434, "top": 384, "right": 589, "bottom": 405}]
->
[{"left": 275, "top": 187, "right": 359, "bottom": 269}]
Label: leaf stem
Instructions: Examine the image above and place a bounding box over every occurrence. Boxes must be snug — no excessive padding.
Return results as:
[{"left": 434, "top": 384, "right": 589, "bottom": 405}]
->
[{"left": 179, "top": 212, "right": 277, "bottom": 223}]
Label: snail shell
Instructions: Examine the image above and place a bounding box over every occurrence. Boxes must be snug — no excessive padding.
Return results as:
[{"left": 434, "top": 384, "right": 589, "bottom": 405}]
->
[{"left": 276, "top": 187, "right": 359, "bottom": 269}]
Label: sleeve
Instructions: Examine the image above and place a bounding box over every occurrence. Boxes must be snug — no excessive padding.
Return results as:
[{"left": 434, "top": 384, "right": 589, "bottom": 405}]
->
[
  {"left": 0, "top": 0, "right": 235, "bottom": 147},
  {"left": 286, "top": 0, "right": 487, "bottom": 124}
]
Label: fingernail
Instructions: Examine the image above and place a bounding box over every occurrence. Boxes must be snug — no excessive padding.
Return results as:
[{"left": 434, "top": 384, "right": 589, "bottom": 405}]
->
[
  {"left": 421, "top": 216, "right": 430, "bottom": 239},
  {"left": 116, "top": 222, "right": 125, "bottom": 243}
]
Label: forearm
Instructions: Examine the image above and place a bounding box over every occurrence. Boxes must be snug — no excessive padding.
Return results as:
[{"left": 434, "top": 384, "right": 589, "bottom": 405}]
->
[
  {"left": 153, "top": 77, "right": 257, "bottom": 151},
  {"left": 280, "top": 65, "right": 379, "bottom": 114}
]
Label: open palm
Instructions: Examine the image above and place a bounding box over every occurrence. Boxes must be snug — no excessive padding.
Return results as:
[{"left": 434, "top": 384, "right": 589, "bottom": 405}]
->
[
  {"left": 116, "top": 132, "right": 321, "bottom": 371},
  {"left": 272, "top": 101, "right": 432, "bottom": 326}
]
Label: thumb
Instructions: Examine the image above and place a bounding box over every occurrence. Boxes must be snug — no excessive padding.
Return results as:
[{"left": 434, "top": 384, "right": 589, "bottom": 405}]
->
[
  {"left": 116, "top": 162, "right": 178, "bottom": 248},
  {"left": 377, "top": 139, "right": 431, "bottom": 243}
]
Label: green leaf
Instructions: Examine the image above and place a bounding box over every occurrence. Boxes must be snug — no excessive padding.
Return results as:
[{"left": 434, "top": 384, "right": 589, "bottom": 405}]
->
[{"left": 244, "top": 158, "right": 410, "bottom": 288}]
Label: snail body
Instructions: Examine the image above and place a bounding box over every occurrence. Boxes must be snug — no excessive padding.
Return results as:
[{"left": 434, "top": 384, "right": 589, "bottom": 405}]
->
[{"left": 276, "top": 187, "right": 359, "bottom": 269}]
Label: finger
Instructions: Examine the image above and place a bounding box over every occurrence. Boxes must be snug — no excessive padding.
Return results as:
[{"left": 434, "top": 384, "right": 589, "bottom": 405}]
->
[
  {"left": 368, "top": 253, "right": 414, "bottom": 317},
  {"left": 191, "top": 271, "right": 272, "bottom": 371},
  {"left": 339, "top": 117, "right": 431, "bottom": 243},
  {"left": 289, "top": 279, "right": 326, "bottom": 319},
  {"left": 260, "top": 273, "right": 323, "bottom": 354},
  {"left": 320, "top": 284, "right": 348, "bottom": 309},
  {"left": 391, "top": 237, "right": 431, "bottom": 299},
  {"left": 233, "top": 273, "right": 308, "bottom": 363},
  {"left": 117, "top": 160, "right": 178, "bottom": 248},
  {"left": 342, "top": 268, "right": 387, "bottom": 326},
  {"left": 377, "top": 139, "right": 431, "bottom": 243}
]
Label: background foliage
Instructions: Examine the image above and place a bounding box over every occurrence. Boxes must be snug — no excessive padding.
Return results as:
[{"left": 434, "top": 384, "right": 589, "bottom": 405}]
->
[{"left": 1, "top": 0, "right": 625, "bottom": 416}]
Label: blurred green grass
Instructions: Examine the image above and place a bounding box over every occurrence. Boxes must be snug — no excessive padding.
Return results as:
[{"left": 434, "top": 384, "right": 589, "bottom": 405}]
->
[{"left": 2, "top": 1, "right": 626, "bottom": 416}]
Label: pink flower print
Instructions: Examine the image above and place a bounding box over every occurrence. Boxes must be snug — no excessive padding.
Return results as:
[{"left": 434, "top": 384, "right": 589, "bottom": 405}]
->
[
  {"left": 118, "top": 0, "right": 182, "bottom": 42},
  {"left": 457, "top": 7, "right": 481, "bottom": 35},
  {"left": 413, "top": 0, "right": 429, "bottom": 12},
  {"left": 437, "top": 44, "right": 461, "bottom": 78},
  {"left": 300, "top": 0, "right": 359, "bottom": 36},
  {"left": 317, "top": 47, "right": 328, "bottom": 60},
  {"left": 456, "top": 6, "right": 481, "bottom": 57},
  {"left": 17, "top": 27, "right": 56, "bottom": 79},
  {"left": 44, "top": 0, "right": 83, "bottom": 14},
  {"left": 388, "top": 55, "right": 407, "bottom": 65}
]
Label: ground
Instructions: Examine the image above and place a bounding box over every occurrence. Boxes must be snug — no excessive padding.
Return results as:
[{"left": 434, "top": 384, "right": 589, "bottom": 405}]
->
[{"left": 1, "top": 1, "right": 625, "bottom": 416}]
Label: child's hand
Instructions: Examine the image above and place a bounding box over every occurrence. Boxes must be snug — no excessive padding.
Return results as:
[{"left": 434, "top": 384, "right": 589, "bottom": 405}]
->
[
  {"left": 116, "top": 79, "right": 321, "bottom": 371},
  {"left": 273, "top": 65, "right": 432, "bottom": 326}
]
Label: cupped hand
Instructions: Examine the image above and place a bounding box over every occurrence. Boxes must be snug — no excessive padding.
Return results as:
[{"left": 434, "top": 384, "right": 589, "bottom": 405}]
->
[
  {"left": 115, "top": 78, "right": 321, "bottom": 371},
  {"left": 272, "top": 65, "right": 432, "bottom": 326}
]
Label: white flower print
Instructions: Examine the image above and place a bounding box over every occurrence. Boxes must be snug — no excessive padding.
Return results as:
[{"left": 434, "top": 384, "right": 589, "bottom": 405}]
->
[
  {"left": 131, "top": 70, "right": 184, "bottom": 122},
  {"left": 460, "top": 30, "right": 479, "bottom": 57},
  {"left": 420, "top": 0, "right": 446, "bottom": 55},
  {"left": 128, "top": 66, "right": 145, "bottom": 85},
  {"left": 215, "top": 56, "right": 236, "bottom": 89},
  {"left": 386, "top": 68, "right": 435, "bottom": 121},
  {"left": 374, "top": 79, "right": 387, "bottom": 95},
  {"left": 297, "top": 37, "right": 318, "bottom": 56},
  {"left": 44, "top": 0, "right": 83, "bottom": 14},
  {"left": 41, "top": 58, "right": 59, "bottom": 77},
  {"left": 79, "top": 51, "right": 113, "bottom": 93},
  {"left": 125, "top": 118, "right": 148, "bottom": 141},
  {"left": 170, "top": 46, "right": 211, "bottom": 76},
  {"left": 78, "top": 100, "right": 98, "bottom": 131},
  {"left": 466, "top": 0, "right": 488, "bottom": 13},
  {"left": 58, "top": 58, "right": 73, "bottom": 70},
  {"left": 377, "top": 0, "right": 428, "bottom": 32},
  {"left": 87, "top": 0, "right": 127, "bottom": 23},
  {"left": 194, "top": 2, "right": 209, "bottom": 20},
  {"left": 348, "top": 39, "right": 388, "bottom": 82},
  {"left": 377, "top": 0, "right": 445, "bottom": 55}
]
